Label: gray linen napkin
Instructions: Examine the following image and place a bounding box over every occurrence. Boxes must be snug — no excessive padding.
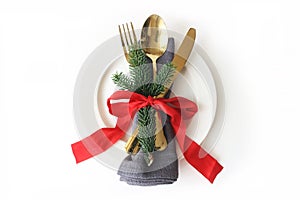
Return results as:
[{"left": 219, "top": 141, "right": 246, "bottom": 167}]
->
[{"left": 117, "top": 38, "right": 178, "bottom": 186}]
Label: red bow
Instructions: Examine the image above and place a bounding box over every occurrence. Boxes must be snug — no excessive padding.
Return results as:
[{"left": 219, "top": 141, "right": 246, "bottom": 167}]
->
[{"left": 71, "top": 91, "right": 223, "bottom": 183}]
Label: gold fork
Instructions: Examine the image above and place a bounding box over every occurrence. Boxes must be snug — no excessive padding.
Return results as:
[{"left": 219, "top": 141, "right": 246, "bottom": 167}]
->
[
  {"left": 118, "top": 23, "right": 140, "bottom": 154},
  {"left": 118, "top": 22, "right": 167, "bottom": 155}
]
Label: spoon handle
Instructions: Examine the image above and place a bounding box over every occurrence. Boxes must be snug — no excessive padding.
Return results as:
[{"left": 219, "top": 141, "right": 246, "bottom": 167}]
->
[{"left": 152, "top": 58, "right": 168, "bottom": 151}]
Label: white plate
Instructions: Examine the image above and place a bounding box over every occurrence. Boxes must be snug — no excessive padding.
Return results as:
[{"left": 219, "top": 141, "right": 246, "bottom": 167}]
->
[{"left": 73, "top": 30, "right": 225, "bottom": 170}]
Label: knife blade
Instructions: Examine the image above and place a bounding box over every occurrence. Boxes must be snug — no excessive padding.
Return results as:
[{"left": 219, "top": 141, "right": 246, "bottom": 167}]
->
[{"left": 157, "top": 28, "right": 196, "bottom": 98}]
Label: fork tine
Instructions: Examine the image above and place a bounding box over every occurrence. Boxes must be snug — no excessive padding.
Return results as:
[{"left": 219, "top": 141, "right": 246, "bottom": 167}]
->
[
  {"left": 122, "top": 24, "right": 130, "bottom": 47},
  {"left": 130, "top": 22, "right": 138, "bottom": 45},
  {"left": 118, "top": 25, "right": 128, "bottom": 59},
  {"left": 119, "top": 22, "right": 138, "bottom": 62},
  {"left": 126, "top": 23, "right": 133, "bottom": 45}
]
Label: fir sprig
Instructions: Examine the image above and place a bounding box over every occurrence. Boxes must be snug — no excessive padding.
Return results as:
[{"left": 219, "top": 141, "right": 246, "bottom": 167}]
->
[
  {"left": 150, "top": 63, "right": 176, "bottom": 96},
  {"left": 112, "top": 44, "right": 175, "bottom": 165},
  {"left": 137, "top": 106, "right": 156, "bottom": 165},
  {"left": 111, "top": 72, "right": 134, "bottom": 91}
]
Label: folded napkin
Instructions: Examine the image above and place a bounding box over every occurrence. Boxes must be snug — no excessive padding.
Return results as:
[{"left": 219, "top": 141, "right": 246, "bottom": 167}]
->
[{"left": 117, "top": 38, "right": 178, "bottom": 186}]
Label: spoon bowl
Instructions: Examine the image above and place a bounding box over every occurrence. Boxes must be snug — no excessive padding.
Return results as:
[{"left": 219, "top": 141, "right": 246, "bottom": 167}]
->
[{"left": 141, "top": 14, "right": 168, "bottom": 73}]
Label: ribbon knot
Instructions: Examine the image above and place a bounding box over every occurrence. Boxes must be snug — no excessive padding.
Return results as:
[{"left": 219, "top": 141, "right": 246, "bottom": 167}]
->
[
  {"left": 146, "top": 95, "right": 155, "bottom": 106},
  {"left": 71, "top": 90, "right": 223, "bottom": 183}
]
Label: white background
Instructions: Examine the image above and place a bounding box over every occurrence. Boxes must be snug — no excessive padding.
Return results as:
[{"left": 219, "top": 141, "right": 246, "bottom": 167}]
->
[{"left": 1, "top": 0, "right": 300, "bottom": 199}]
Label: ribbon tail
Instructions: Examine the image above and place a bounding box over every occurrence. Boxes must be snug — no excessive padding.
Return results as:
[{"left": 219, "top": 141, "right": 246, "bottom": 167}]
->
[
  {"left": 71, "top": 91, "right": 145, "bottom": 164},
  {"left": 71, "top": 114, "right": 132, "bottom": 163},
  {"left": 157, "top": 99, "right": 223, "bottom": 183},
  {"left": 71, "top": 127, "right": 126, "bottom": 163},
  {"left": 183, "top": 139, "right": 223, "bottom": 183},
  {"left": 72, "top": 140, "right": 93, "bottom": 164}
]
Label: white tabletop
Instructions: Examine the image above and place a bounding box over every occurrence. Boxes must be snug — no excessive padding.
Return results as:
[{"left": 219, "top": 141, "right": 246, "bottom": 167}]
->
[{"left": 1, "top": 0, "right": 300, "bottom": 199}]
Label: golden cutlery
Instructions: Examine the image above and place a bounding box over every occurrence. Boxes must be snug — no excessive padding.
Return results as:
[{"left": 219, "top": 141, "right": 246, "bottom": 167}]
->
[{"left": 118, "top": 23, "right": 197, "bottom": 155}]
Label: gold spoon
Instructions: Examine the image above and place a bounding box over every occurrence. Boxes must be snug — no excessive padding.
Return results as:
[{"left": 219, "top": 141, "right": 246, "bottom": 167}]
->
[{"left": 140, "top": 14, "right": 168, "bottom": 151}]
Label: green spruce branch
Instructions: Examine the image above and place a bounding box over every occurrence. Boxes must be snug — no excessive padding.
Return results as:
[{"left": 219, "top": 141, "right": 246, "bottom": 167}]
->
[
  {"left": 111, "top": 72, "right": 134, "bottom": 91},
  {"left": 112, "top": 44, "right": 175, "bottom": 165}
]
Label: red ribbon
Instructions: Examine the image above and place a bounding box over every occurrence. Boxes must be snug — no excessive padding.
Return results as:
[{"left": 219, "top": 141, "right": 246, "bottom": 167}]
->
[{"left": 71, "top": 91, "right": 223, "bottom": 183}]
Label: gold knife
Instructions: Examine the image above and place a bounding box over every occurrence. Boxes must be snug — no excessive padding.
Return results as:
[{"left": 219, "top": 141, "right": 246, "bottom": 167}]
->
[
  {"left": 157, "top": 28, "right": 196, "bottom": 98},
  {"left": 125, "top": 28, "right": 197, "bottom": 153}
]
